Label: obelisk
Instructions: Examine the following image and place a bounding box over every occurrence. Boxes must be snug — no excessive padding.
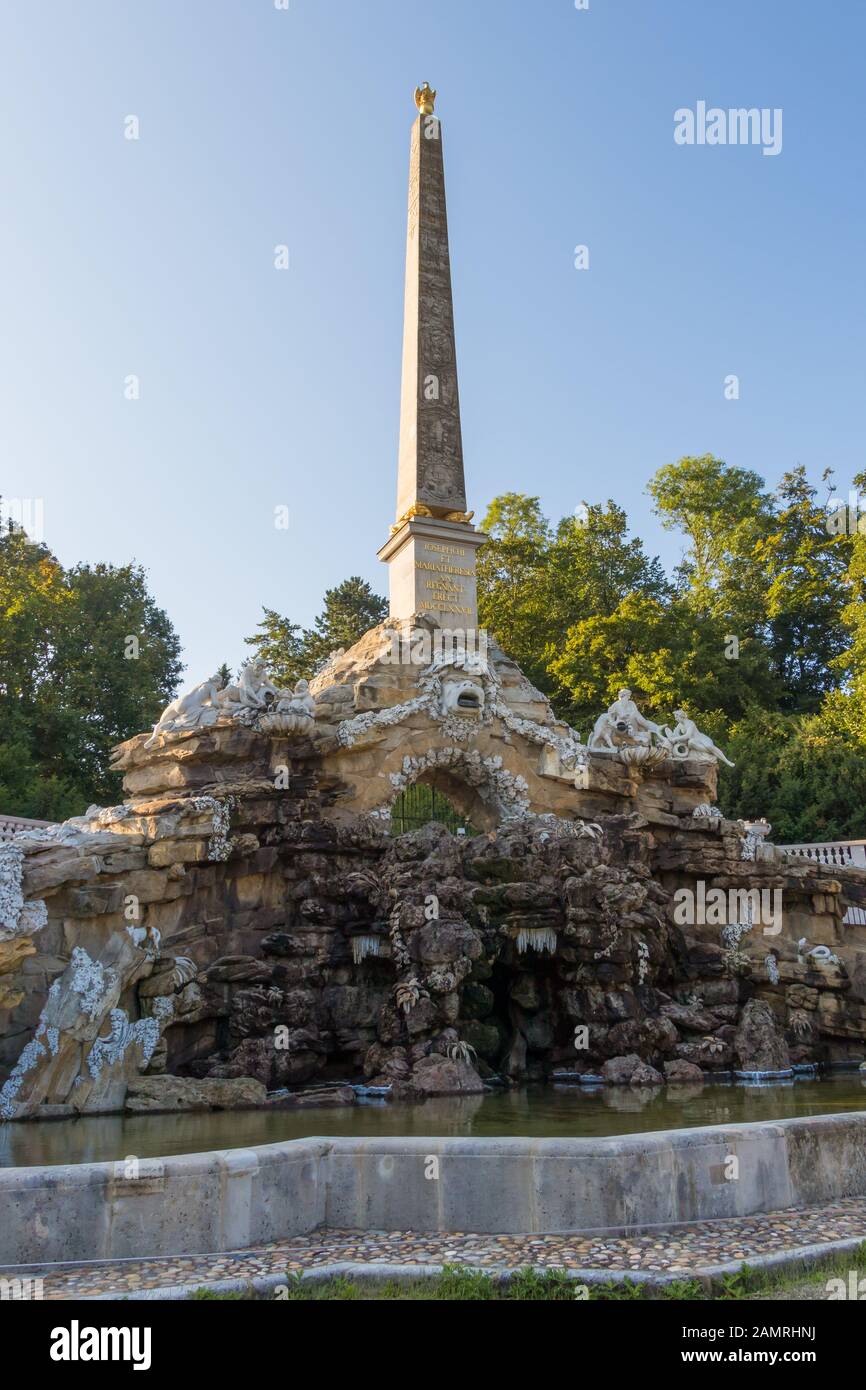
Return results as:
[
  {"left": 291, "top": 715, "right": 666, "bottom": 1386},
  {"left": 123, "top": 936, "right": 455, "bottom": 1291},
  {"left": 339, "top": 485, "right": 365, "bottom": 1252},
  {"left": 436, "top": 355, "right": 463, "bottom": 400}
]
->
[{"left": 377, "top": 84, "right": 485, "bottom": 632}]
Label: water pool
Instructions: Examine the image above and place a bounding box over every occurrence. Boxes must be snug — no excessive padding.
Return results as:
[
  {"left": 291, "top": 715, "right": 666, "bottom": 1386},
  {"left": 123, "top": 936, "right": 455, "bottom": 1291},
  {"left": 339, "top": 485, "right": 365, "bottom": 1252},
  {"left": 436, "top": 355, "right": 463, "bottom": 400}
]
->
[{"left": 2, "top": 1074, "right": 866, "bottom": 1167}]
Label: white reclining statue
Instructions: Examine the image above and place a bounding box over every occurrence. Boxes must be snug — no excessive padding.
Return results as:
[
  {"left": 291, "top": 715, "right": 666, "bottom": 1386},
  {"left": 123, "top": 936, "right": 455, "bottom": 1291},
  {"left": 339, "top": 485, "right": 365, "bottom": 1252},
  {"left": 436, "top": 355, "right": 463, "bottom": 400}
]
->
[
  {"left": 145, "top": 658, "right": 294, "bottom": 748},
  {"left": 797, "top": 938, "right": 840, "bottom": 966},
  {"left": 663, "top": 710, "right": 735, "bottom": 767},
  {"left": 144, "top": 674, "right": 225, "bottom": 747}
]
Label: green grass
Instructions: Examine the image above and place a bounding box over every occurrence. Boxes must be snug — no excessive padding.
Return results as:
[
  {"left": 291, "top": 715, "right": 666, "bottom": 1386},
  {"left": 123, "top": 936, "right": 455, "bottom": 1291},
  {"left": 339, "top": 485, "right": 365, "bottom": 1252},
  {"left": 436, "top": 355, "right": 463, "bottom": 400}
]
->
[
  {"left": 188, "top": 1285, "right": 257, "bottom": 1300},
  {"left": 189, "top": 1266, "right": 589, "bottom": 1301},
  {"left": 187, "top": 1266, "right": 714, "bottom": 1301},
  {"left": 186, "top": 1243, "right": 866, "bottom": 1302},
  {"left": 726, "top": 1241, "right": 866, "bottom": 1300}
]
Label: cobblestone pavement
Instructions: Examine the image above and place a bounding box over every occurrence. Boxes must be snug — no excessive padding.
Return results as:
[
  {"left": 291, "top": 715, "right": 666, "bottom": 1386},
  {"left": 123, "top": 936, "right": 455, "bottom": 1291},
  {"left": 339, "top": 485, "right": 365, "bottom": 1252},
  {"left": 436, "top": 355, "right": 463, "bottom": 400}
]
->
[{"left": 10, "top": 1197, "right": 866, "bottom": 1299}]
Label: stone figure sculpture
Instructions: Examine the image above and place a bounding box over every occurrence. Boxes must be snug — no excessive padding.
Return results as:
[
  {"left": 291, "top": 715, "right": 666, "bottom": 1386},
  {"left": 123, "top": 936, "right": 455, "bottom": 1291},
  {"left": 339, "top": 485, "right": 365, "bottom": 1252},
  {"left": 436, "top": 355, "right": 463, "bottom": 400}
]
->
[
  {"left": 663, "top": 711, "right": 735, "bottom": 767},
  {"left": 277, "top": 678, "right": 316, "bottom": 719},
  {"left": 144, "top": 674, "right": 225, "bottom": 747},
  {"left": 588, "top": 693, "right": 736, "bottom": 769},
  {"left": 797, "top": 938, "right": 841, "bottom": 967},
  {"left": 239, "top": 659, "right": 281, "bottom": 708},
  {"left": 146, "top": 659, "right": 298, "bottom": 746},
  {"left": 739, "top": 819, "right": 771, "bottom": 861},
  {"left": 589, "top": 689, "right": 662, "bottom": 751},
  {"left": 440, "top": 674, "right": 485, "bottom": 719},
  {"left": 217, "top": 659, "right": 280, "bottom": 712},
  {"left": 262, "top": 679, "right": 318, "bottom": 733}
]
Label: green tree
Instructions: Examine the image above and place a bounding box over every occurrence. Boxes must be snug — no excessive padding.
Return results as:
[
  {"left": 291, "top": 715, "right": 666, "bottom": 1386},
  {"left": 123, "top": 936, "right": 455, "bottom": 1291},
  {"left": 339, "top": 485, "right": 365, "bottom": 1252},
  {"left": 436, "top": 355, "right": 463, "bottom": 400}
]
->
[
  {"left": 545, "top": 592, "right": 769, "bottom": 735},
  {"left": 823, "top": 468, "right": 866, "bottom": 739},
  {"left": 476, "top": 494, "right": 552, "bottom": 693},
  {"left": 0, "top": 523, "right": 69, "bottom": 704},
  {"left": 647, "top": 453, "right": 771, "bottom": 629},
  {"left": 477, "top": 496, "right": 674, "bottom": 712},
  {"left": 547, "top": 502, "right": 670, "bottom": 625},
  {"left": 720, "top": 708, "right": 866, "bottom": 842},
  {"left": 243, "top": 608, "right": 305, "bottom": 688},
  {"left": 755, "top": 468, "right": 850, "bottom": 712},
  {"left": 246, "top": 578, "right": 388, "bottom": 684},
  {"left": 0, "top": 703, "right": 80, "bottom": 821},
  {"left": 547, "top": 591, "right": 678, "bottom": 731},
  {"left": 49, "top": 562, "right": 183, "bottom": 801},
  {"left": 0, "top": 527, "right": 182, "bottom": 817},
  {"left": 300, "top": 577, "right": 387, "bottom": 673}
]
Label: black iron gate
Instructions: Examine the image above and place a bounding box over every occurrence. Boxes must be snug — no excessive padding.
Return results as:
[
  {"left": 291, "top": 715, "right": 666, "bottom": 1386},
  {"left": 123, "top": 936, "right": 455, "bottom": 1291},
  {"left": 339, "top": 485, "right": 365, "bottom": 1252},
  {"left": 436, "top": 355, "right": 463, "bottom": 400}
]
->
[{"left": 389, "top": 783, "right": 476, "bottom": 837}]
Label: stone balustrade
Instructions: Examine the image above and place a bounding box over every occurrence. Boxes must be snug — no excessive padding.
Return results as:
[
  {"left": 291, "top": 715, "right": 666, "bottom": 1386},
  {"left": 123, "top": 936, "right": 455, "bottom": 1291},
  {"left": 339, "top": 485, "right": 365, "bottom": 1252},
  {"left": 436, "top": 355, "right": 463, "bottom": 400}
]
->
[
  {"left": 781, "top": 842, "right": 866, "bottom": 925},
  {"left": 0, "top": 814, "right": 56, "bottom": 843},
  {"left": 781, "top": 840, "right": 866, "bottom": 869}
]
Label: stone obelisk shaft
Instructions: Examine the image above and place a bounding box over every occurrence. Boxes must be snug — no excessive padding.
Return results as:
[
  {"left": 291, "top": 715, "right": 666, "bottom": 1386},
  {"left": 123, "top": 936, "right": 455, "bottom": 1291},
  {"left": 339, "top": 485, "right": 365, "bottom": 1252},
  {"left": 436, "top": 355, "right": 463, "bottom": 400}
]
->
[
  {"left": 396, "top": 112, "right": 466, "bottom": 518},
  {"left": 378, "top": 95, "right": 484, "bottom": 630}
]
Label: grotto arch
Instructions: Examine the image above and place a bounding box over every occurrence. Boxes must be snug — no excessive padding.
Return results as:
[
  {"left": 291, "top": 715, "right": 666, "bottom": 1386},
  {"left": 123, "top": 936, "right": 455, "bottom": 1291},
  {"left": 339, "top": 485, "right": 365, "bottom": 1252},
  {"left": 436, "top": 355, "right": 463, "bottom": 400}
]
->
[
  {"left": 389, "top": 775, "right": 479, "bottom": 836},
  {"left": 380, "top": 747, "right": 531, "bottom": 834}
]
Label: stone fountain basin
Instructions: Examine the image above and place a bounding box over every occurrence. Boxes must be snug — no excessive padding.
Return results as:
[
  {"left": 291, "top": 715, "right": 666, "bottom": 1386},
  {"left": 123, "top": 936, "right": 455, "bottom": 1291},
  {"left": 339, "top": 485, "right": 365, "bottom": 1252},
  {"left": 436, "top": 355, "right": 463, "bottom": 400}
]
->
[{"left": 2, "top": 1111, "right": 866, "bottom": 1267}]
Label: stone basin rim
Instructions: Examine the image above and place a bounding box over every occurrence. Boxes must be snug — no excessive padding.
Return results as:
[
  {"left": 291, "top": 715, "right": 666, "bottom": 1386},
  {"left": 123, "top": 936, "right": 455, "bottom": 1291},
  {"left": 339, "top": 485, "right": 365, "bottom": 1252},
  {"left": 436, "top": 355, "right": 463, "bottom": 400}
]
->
[{"left": 4, "top": 1110, "right": 866, "bottom": 1267}]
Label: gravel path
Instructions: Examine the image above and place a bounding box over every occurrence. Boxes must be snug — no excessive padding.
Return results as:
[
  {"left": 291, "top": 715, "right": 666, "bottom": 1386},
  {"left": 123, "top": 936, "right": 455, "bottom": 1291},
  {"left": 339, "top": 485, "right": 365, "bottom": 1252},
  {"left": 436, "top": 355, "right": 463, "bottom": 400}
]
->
[{"left": 8, "top": 1196, "right": 866, "bottom": 1299}]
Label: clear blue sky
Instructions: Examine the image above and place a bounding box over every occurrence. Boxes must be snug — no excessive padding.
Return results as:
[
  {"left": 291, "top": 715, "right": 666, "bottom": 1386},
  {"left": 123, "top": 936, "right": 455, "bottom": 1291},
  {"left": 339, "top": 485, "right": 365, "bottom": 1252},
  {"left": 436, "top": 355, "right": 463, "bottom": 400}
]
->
[{"left": 2, "top": 0, "right": 863, "bottom": 683}]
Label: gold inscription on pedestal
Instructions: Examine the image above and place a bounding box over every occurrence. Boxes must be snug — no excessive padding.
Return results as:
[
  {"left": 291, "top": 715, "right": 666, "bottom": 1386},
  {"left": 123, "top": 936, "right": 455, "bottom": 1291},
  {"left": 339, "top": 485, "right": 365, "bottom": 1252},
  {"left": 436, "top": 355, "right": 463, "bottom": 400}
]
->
[
  {"left": 407, "top": 541, "right": 475, "bottom": 619},
  {"left": 416, "top": 561, "right": 473, "bottom": 576},
  {"left": 419, "top": 603, "right": 473, "bottom": 615}
]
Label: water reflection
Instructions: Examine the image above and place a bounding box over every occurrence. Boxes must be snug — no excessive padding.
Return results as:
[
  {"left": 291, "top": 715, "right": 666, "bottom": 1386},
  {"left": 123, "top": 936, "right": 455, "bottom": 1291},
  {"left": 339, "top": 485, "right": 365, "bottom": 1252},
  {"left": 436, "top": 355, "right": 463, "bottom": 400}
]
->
[
  {"left": 600, "top": 1086, "right": 657, "bottom": 1113},
  {"left": 1, "top": 1075, "right": 865, "bottom": 1168}
]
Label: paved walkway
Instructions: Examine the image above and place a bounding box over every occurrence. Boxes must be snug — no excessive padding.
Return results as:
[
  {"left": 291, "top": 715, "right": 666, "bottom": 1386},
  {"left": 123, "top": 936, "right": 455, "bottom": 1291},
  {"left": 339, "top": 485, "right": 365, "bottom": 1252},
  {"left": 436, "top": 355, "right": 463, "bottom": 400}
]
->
[{"left": 10, "top": 1197, "right": 866, "bottom": 1298}]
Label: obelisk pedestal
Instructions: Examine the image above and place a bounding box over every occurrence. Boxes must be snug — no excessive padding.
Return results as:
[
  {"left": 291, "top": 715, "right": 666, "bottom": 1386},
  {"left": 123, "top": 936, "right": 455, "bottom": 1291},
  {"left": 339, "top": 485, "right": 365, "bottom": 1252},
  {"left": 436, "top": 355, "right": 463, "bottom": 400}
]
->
[
  {"left": 378, "top": 514, "right": 484, "bottom": 627},
  {"left": 378, "top": 84, "right": 485, "bottom": 632}
]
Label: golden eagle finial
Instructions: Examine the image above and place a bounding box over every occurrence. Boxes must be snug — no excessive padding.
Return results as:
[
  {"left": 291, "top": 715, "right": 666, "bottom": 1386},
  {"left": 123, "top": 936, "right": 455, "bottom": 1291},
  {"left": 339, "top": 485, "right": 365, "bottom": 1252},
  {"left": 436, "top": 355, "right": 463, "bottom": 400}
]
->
[{"left": 414, "top": 83, "right": 437, "bottom": 116}]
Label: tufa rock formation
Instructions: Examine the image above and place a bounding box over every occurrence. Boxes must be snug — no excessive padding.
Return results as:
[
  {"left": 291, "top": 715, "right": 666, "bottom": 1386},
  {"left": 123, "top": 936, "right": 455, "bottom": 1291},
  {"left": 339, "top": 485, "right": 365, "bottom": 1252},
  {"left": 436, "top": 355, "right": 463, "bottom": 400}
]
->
[{"left": 2, "top": 644, "right": 866, "bottom": 1119}]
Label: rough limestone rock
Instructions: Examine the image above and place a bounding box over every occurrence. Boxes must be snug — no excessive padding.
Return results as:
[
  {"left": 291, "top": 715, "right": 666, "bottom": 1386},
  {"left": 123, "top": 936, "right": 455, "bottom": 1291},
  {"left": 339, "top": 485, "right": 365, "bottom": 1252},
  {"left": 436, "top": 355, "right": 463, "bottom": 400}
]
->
[
  {"left": 733, "top": 999, "right": 791, "bottom": 1072},
  {"left": 410, "top": 1055, "right": 485, "bottom": 1095},
  {"left": 124, "top": 1075, "right": 266, "bottom": 1112},
  {"left": 659, "top": 1001, "right": 724, "bottom": 1034},
  {"left": 282, "top": 1085, "right": 355, "bottom": 1108},
  {"left": 664, "top": 1059, "right": 705, "bottom": 1083},
  {"left": 410, "top": 920, "right": 483, "bottom": 965},
  {"left": 2, "top": 618, "right": 866, "bottom": 1117},
  {"left": 631, "top": 1060, "right": 664, "bottom": 1086},
  {"left": 602, "top": 1054, "right": 663, "bottom": 1086},
  {"left": 0, "top": 937, "right": 36, "bottom": 1011}
]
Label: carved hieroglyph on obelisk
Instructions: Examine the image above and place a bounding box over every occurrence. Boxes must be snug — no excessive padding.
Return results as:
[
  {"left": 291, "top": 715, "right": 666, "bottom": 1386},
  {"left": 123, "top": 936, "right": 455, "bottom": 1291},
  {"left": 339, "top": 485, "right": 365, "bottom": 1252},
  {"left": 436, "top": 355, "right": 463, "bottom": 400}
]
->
[{"left": 378, "top": 84, "right": 485, "bottom": 630}]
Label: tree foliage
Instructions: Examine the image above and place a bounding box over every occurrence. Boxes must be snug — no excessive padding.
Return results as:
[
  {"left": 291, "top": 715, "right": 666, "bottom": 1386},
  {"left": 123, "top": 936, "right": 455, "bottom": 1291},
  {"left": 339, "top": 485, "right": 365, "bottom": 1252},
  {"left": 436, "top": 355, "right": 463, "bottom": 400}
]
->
[
  {"left": 245, "top": 577, "right": 388, "bottom": 686},
  {"left": 242, "top": 609, "right": 306, "bottom": 689},
  {"left": 0, "top": 522, "right": 182, "bottom": 818},
  {"left": 756, "top": 468, "right": 850, "bottom": 711},
  {"left": 477, "top": 457, "right": 864, "bottom": 838},
  {"left": 299, "top": 577, "right": 388, "bottom": 672}
]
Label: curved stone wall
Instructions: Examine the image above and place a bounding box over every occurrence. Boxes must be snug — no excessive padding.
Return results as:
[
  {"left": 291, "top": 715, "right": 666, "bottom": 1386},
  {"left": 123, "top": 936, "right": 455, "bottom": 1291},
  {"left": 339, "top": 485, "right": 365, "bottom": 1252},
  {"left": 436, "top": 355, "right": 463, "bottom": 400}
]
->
[{"left": 3, "top": 1112, "right": 866, "bottom": 1267}]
